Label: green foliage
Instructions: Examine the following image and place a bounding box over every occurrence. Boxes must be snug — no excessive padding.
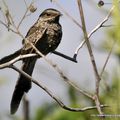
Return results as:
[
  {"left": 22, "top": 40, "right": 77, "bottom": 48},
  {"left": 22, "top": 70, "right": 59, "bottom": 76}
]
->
[
  {"left": 34, "top": 103, "right": 58, "bottom": 120},
  {"left": 113, "top": 0, "right": 120, "bottom": 40},
  {"left": 34, "top": 104, "right": 96, "bottom": 120},
  {"left": 100, "top": 69, "right": 120, "bottom": 114},
  {"left": 101, "top": 0, "right": 120, "bottom": 57}
]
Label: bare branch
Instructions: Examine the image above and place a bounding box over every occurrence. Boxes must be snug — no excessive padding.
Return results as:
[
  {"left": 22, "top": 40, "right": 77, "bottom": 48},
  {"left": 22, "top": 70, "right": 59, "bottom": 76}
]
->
[
  {"left": 74, "top": 6, "right": 114, "bottom": 58},
  {"left": 100, "top": 40, "right": 116, "bottom": 77},
  {"left": 0, "top": 50, "right": 93, "bottom": 101},
  {"left": 53, "top": 0, "right": 82, "bottom": 29},
  {"left": 11, "top": 65, "right": 108, "bottom": 112},
  {"left": 77, "top": 0, "right": 102, "bottom": 114},
  {"left": 23, "top": 0, "right": 28, "bottom": 8},
  {"left": 0, "top": 53, "right": 37, "bottom": 69},
  {"left": 52, "top": 63, "right": 93, "bottom": 99},
  {"left": 2, "top": 0, "right": 12, "bottom": 30},
  {"left": 0, "top": 19, "right": 18, "bottom": 33},
  {"left": 17, "top": 1, "right": 34, "bottom": 29},
  {"left": 52, "top": 51, "right": 77, "bottom": 63}
]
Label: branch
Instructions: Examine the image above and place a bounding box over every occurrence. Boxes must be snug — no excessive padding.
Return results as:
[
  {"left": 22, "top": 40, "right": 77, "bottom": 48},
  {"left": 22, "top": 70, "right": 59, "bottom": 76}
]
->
[
  {"left": 0, "top": 18, "right": 78, "bottom": 63},
  {"left": 52, "top": 51, "right": 77, "bottom": 63},
  {"left": 74, "top": 6, "right": 114, "bottom": 60},
  {"left": 17, "top": 1, "right": 34, "bottom": 29},
  {"left": 0, "top": 19, "right": 18, "bottom": 34},
  {"left": 0, "top": 48, "right": 92, "bottom": 100},
  {"left": 52, "top": 0, "right": 82, "bottom": 29},
  {"left": 77, "top": 0, "right": 102, "bottom": 114},
  {"left": 52, "top": 63, "right": 93, "bottom": 99},
  {"left": 11, "top": 65, "right": 108, "bottom": 112},
  {"left": 0, "top": 49, "right": 93, "bottom": 101},
  {"left": 0, "top": 53, "right": 37, "bottom": 69},
  {"left": 23, "top": 95, "right": 30, "bottom": 120},
  {"left": 100, "top": 40, "right": 116, "bottom": 77}
]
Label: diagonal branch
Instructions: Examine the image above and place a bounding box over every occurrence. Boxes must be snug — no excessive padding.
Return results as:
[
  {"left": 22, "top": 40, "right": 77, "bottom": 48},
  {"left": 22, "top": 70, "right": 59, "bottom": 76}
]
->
[
  {"left": 74, "top": 6, "right": 114, "bottom": 60},
  {"left": 17, "top": 0, "right": 34, "bottom": 29},
  {"left": 0, "top": 19, "right": 18, "bottom": 34},
  {"left": 100, "top": 39, "right": 116, "bottom": 77},
  {"left": 52, "top": 63, "right": 93, "bottom": 99},
  {"left": 0, "top": 51, "right": 93, "bottom": 100},
  {"left": 0, "top": 53, "right": 37, "bottom": 69},
  {"left": 11, "top": 64, "right": 108, "bottom": 112}
]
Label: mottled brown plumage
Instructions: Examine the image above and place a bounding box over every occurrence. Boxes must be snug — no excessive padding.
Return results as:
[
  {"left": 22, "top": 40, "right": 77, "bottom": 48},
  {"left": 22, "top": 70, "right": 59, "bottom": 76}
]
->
[{"left": 10, "top": 8, "right": 62, "bottom": 114}]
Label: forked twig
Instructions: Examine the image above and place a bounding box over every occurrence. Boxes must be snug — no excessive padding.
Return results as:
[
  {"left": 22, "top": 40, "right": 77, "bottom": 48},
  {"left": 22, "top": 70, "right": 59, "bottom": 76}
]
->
[{"left": 74, "top": 6, "right": 114, "bottom": 59}]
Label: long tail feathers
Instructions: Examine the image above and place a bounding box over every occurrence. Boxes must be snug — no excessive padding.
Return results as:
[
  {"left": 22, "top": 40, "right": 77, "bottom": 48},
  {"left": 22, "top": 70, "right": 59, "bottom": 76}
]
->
[{"left": 10, "top": 58, "right": 37, "bottom": 114}]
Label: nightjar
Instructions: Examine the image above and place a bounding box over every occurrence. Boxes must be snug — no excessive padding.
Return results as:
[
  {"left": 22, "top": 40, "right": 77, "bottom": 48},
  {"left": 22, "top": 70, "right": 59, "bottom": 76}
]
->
[{"left": 10, "top": 8, "right": 62, "bottom": 114}]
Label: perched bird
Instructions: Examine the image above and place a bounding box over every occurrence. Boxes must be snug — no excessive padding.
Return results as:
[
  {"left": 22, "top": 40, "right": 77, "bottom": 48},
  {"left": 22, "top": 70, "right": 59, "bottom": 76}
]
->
[{"left": 0, "top": 8, "right": 62, "bottom": 114}]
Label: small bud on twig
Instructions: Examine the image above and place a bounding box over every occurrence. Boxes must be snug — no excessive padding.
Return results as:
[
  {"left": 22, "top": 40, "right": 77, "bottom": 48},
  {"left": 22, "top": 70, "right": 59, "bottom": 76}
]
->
[{"left": 29, "top": 4, "right": 37, "bottom": 13}]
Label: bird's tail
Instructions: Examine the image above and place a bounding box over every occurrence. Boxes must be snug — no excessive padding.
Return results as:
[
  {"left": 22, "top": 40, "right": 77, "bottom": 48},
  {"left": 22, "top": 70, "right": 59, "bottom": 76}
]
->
[
  {"left": 0, "top": 49, "right": 22, "bottom": 64},
  {"left": 10, "top": 57, "right": 37, "bottom": 114}
]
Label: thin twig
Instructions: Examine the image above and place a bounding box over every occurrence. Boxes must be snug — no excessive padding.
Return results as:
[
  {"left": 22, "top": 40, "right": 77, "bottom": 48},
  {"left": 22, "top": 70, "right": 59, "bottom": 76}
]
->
[
  {"left": 53, "top": 63, "right": 93, "bottom": 99},
  {"left": 23, "top": 0, "right": 28, "bottom": 8},
  {"left": 17, "top": 1, "right": 34, "bottom": 29},
  {"left": 74, "top": 6, "right": 114, "bottom": 58},
  {"left": 52, "top": 51, "right": 77, "bottom": 63},
  {"left": 100, "top": 40, "right": 116, "bottom": 77},
  {"left": 0, "top": 19, "right": 18, "bottom": 33},
  {"left": 2, "top": 0, "right": 12, "bottom": 30},
  {"left": 0, "top": 53, "right": 37, "bottom": 69},
  {"left": 17, "top": 8, "right": 28, "bottom": 29},
  {"left": 53, "top": 0, "right": 82, "bottom": 29}
]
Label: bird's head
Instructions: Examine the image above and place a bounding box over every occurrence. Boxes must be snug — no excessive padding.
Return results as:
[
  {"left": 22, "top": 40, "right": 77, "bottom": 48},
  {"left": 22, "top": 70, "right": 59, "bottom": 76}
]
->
[{"left": 39, "top": 8, "right": 62, "bottom": 23}]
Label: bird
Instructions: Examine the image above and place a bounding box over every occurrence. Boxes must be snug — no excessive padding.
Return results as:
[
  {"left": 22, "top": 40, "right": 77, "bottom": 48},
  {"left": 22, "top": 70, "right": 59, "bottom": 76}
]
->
[{"left": 3, "top": 8, "right": 62, "bottom": 114}]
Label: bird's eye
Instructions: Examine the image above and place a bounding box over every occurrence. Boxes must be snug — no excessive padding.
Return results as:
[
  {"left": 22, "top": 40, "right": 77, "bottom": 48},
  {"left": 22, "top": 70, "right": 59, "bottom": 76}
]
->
[{"left": 46, "top": 13, "right": 51, "bottom": 16}]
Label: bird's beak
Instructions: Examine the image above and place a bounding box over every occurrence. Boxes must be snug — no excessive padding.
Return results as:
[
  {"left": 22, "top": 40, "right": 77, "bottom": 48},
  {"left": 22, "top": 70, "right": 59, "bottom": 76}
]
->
[
  {"left": 60, "top": 13, "right": 63, "bottom": 16},
  {"left": 59, "top": 12, "right": 63, "bottom": 17}
]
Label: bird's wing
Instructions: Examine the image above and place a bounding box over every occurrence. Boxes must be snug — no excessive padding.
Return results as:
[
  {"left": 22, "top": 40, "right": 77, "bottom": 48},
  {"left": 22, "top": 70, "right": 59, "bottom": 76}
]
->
[{"left": 22, "top": 25, "right": 48, "bottom": 52}]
